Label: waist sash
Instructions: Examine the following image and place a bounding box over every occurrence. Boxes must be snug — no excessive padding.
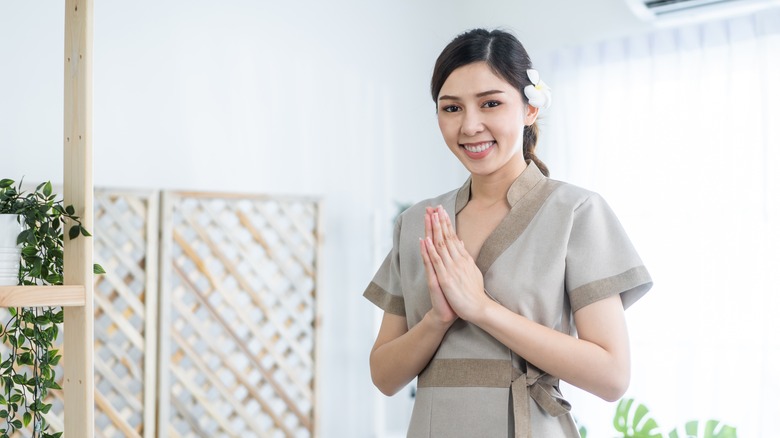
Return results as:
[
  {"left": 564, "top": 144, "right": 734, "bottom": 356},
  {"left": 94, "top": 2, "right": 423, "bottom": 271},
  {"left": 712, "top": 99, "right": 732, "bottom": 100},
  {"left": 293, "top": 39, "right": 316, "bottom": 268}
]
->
[{"left": 417, "top": 359, "right": 571, "bottom": 438}]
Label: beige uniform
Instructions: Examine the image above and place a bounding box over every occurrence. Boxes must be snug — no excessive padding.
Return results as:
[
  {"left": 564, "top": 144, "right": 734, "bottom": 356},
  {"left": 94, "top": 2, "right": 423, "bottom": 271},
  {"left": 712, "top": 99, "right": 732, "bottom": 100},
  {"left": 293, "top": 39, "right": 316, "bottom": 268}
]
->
[{"left": 364, "top": 162, "right": 652, "bottom": 437}]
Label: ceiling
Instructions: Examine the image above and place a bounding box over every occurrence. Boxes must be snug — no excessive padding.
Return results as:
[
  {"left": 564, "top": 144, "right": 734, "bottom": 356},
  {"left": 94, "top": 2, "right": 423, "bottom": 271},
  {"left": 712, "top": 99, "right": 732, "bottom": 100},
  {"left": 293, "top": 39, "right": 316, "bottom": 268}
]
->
[
  {"left": 430, "top": 0, "right": 780, "bottom": 53},
  {"left": 439, "top": 0, "right": 655, "bottom": 53}
]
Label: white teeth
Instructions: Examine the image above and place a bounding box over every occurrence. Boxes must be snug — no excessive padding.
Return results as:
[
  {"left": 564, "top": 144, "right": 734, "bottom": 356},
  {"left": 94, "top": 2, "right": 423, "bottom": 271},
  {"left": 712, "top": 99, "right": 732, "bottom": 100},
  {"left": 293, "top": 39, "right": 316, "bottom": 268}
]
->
[{"left": 463, "top": 142, "right": 494, "bottom": 153}]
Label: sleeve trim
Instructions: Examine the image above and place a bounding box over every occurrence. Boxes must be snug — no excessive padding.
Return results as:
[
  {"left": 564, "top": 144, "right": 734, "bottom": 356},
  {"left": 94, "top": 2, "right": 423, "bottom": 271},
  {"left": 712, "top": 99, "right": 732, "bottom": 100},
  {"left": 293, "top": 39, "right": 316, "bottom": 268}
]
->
[
  {"left": 569, "top": 265, "right": 653, "bottom": 313},
  {"left": 363, "top": 282, "right": 406, "bottom": 316}
]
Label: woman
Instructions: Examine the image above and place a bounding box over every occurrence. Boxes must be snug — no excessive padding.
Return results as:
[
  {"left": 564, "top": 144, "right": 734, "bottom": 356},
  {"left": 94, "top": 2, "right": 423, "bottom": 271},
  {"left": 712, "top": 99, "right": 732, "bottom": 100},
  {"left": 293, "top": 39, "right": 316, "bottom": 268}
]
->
[{"left": 364, "top": 28, "right": 652, "bottom": 437}]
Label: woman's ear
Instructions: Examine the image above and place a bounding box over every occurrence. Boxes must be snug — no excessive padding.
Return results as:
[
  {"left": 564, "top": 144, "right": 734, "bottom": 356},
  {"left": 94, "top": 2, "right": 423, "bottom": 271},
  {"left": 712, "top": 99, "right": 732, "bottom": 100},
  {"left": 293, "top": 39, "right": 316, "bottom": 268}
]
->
[{"left": 524, "top": 104, "right": 540, "bottom": 125}]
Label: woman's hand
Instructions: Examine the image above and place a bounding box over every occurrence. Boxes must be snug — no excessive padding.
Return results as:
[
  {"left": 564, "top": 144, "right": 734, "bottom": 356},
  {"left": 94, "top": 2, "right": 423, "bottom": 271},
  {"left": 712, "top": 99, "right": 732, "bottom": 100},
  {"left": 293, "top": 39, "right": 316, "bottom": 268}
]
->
[
  {"left": 420, "top": 207, "right": 458, "bottom": 326},
  {"left": 422, "top": 205, "right": 490, "bottom": 322}
]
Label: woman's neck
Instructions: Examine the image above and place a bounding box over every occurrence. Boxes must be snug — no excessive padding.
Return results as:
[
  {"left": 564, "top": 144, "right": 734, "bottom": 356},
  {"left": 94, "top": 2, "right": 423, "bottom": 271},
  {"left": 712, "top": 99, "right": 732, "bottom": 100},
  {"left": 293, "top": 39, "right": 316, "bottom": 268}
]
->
[{"left": 469, "top": 157, "right": 528, "bottom": 206}]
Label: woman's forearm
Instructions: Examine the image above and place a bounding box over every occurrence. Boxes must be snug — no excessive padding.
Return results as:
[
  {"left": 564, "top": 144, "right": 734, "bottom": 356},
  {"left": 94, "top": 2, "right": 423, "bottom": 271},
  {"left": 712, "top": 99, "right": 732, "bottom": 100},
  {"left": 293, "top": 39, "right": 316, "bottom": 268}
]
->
[
  {"left": 369, "top": 312, "right": 453, "bottom": 396},
  {"left": 472, "top": 295, "right": 630, "bottom": 401}
]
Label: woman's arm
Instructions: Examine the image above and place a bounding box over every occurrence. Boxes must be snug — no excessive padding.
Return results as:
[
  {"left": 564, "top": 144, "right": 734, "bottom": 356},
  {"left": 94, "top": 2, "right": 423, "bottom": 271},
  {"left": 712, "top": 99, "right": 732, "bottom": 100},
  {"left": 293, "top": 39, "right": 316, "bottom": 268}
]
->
[
  {"left": 369, "top": 311, "right": 452, "bottom": 396},
  {"left": 369, "top": 216, "right": 458, "bottom": 396},
  {"left": 475, "top": 295, "right": 630, "bottom": 401},
  {"left": 423, "top": 206, "right": 630, "bottom": 401}
]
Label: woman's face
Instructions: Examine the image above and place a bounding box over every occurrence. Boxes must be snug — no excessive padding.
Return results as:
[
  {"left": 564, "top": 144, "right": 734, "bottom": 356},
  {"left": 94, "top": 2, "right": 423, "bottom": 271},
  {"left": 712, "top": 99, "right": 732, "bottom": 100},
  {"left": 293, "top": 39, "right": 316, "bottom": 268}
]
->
[{"left": 437, "top": 61, "right": 538, "bottom": 178}]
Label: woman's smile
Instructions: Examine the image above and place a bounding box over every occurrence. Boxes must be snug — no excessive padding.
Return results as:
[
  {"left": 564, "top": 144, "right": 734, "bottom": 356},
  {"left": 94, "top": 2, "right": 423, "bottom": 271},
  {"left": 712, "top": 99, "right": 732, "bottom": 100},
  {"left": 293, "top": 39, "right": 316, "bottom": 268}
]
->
[{"left": 461, "top": 140, "right": 496, "bottom": 159}]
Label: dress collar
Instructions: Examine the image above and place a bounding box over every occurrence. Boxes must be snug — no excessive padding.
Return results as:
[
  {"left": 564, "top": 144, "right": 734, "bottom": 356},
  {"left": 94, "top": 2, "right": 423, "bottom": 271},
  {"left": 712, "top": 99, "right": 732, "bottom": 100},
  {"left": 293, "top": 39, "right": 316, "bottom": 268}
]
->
[{"left": 454, "top": 161, "right": 546, "bottom": 214}]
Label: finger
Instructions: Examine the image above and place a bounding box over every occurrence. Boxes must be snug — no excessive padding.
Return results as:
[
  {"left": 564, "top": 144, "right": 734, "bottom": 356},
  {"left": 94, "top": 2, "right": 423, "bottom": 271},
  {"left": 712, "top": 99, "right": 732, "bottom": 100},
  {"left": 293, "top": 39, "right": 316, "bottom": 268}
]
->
[
  {"left": 431, "top": 212, "right": 453, "bottom": 264},
  {"left": 420, "top": 237, "right": 433, "bottom": 270},
  {"left": 437, "top": 206, "right": 466, "bottom": 259},
  {"left": 420, "top": 238, "right": 441, "bottom": 289},
  {"left": 424, "top": 209, "right": 433, "bottom": 241},
  {"left": 425, "top": 236, "right": 448, "bottom": 277}
]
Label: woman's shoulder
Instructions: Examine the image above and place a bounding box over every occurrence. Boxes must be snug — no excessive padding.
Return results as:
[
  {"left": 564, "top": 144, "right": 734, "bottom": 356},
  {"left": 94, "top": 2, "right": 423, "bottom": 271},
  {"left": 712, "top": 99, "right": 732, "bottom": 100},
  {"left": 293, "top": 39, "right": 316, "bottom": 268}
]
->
[
  {"left": 548, "top": 178, "right": 601, "bottom": 201},
  {"left": 546, "top": 177, "right": 604, "bottom": 210}
]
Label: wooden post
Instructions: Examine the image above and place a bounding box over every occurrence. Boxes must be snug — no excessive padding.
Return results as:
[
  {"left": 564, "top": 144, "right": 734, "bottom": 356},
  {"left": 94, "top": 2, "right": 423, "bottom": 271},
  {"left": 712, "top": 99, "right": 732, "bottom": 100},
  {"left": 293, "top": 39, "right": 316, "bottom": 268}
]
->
[{"left": 63, "top": 0, "right": 94, "bottom": 436}]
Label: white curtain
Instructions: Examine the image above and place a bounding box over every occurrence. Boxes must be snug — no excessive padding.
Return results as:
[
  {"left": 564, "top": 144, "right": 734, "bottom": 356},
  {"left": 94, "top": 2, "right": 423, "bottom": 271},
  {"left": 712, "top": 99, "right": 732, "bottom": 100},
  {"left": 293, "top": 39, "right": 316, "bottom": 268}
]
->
[{"left": 537, "top": 8, "right": 780, "bottom": 438}]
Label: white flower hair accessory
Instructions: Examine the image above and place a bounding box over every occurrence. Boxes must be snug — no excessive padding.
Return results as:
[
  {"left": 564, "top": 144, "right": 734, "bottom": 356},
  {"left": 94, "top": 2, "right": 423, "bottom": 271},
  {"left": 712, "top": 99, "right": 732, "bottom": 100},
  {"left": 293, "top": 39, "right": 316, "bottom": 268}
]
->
[{"left": 524, "top": 69, "right": 552, "bottom": 110}]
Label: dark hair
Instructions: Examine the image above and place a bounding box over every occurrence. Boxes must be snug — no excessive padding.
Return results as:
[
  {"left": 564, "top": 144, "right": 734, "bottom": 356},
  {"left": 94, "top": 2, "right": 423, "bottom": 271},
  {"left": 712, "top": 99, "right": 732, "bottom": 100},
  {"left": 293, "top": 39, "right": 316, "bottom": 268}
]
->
[{"left": 431, "top": 28, "right": 549, "bottom": 177}]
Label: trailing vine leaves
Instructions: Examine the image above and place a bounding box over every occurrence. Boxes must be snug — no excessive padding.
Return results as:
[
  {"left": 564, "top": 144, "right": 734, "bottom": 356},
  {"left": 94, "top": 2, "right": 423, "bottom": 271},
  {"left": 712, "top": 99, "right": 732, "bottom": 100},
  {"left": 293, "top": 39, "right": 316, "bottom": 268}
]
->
[
  {"left": 0, "top": 178, "right": 104, "bottom": 438},
  {"left": 0, "top": 307, "right": 62, "bottom": 438}
]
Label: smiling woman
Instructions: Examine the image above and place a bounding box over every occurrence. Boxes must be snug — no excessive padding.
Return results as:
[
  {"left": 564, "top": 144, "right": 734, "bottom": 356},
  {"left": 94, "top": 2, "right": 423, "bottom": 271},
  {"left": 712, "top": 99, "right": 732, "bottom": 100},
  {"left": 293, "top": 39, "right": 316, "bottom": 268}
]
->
[{"left": 363, "top": 28, "right": 653, "bottom": 438}]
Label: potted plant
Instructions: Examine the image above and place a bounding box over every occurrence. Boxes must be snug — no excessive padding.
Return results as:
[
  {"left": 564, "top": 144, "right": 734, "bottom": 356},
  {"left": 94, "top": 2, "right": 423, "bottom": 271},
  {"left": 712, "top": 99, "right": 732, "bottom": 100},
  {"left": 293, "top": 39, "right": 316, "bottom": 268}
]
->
[{"left": 0, "top": 178, "right": 104, "bottom": 438}]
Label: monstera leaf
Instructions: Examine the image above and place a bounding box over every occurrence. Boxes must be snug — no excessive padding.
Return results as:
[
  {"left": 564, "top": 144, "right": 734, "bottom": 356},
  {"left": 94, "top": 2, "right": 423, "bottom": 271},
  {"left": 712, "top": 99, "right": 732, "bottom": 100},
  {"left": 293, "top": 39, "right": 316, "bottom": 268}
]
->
[
  {"left": 668, "top": 420, "right": 738, "bottom": 438},
  {"left": 613, "top": 398, "right": 664, "bottom": 438}
]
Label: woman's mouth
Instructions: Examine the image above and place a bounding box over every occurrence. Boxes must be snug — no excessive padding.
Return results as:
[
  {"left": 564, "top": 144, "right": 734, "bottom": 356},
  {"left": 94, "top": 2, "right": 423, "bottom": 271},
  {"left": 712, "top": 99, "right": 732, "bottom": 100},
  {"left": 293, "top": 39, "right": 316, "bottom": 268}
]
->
[{"left": 461, "top": 141, "right": 495, "bottom": 158}]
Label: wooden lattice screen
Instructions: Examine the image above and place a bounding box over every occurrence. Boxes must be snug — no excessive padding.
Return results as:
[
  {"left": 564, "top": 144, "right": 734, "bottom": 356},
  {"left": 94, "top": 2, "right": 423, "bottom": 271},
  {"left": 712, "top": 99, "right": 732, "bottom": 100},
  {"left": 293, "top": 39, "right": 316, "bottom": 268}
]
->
[
  {"left": 158, "top": 192, "right": 320, "bottom": 438},
  {"left": 0, "top": 190, "right": 318, "bottom": 437},
  {"left": 89, "top": 190, "right": 159, "bottom": 438}
]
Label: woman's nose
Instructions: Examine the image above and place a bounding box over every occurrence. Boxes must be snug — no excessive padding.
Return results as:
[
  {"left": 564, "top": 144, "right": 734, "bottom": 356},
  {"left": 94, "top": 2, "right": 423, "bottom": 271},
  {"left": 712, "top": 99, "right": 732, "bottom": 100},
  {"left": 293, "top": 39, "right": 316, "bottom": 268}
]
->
[{"left": 460, "top": 110, "right": 485, "bottom": 136}]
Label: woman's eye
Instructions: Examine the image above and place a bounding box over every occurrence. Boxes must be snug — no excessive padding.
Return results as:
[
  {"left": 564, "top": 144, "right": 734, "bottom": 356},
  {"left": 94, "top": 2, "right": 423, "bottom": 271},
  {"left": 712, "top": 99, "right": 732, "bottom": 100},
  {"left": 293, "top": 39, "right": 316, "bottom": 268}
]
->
[
  {"left": 442, "top": 105, "right": 460, "bottom": 113},
  {"left": 482, "top": 100, "right": 501, "bottom": 108}
]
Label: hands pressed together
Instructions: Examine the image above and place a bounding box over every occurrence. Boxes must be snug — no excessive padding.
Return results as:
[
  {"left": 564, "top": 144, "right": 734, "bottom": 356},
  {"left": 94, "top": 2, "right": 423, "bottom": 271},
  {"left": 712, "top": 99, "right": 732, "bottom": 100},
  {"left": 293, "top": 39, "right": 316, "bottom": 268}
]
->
[{"left": 419, "top": 205, "right": 491, "bottom": 325}]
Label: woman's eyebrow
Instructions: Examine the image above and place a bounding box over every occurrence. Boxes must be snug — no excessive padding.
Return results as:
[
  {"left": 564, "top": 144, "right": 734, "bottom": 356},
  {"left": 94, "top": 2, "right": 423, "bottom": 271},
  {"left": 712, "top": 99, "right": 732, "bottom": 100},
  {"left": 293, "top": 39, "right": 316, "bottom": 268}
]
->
[
  {"left": 476, "top": 89, "right": 505, "bottom": 97},
  {"left": 438, "top": 89, "right": 505, "bottom": 101}
]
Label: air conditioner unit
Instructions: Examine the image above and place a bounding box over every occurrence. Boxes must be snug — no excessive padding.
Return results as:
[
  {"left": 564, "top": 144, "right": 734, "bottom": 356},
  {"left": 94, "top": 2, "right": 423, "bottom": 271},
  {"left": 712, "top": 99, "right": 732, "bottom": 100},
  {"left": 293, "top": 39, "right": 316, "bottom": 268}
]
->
[{"left": 626, "top": 0, "right": 780, "bottom": 23}]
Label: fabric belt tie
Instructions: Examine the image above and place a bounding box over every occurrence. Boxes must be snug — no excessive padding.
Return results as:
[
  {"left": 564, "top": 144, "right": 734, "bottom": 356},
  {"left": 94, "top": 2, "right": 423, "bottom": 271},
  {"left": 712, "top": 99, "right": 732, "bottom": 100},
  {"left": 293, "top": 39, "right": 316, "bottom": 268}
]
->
[
  {"left": 418, "top": 359, "right": 571, "bottom": 438},
  {"left": 510, "top": 367, "right": 571, "bottom": 438}
]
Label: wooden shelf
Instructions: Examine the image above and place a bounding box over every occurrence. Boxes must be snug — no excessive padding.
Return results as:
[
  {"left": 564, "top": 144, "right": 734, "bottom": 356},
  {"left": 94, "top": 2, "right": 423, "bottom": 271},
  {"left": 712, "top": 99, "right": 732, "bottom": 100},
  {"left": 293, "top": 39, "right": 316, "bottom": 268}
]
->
[{"left": 0, "top": 285, "right": 86, "bottom": 307}]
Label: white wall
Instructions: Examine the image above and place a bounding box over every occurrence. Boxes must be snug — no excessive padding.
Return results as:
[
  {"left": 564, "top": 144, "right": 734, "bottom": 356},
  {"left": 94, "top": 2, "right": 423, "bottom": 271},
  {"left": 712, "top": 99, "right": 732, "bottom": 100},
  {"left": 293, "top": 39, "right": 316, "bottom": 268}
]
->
[
  {"left": 0, "top": 2, "right": 472, "bottom": 437},
  {"left": 11, "top": 1, "right": 758, "bottom": 437}
]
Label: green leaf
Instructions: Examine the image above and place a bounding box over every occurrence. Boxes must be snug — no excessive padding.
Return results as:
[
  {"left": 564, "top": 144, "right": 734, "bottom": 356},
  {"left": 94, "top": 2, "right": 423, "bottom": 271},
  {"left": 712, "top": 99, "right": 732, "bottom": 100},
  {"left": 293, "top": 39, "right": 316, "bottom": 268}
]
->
[
  {"left": 8, "top": 308, "right": 16, "bottom": 318},
  {"left": 613, "top": 398, "right": 663, "bottom": 438},
  {"left": 0, "top": 179, "right": 13, "bottom": 188},
  {"left": 10, "top": 420, "right": 21, "bottom": 429},
  {"left": 65, "top": 204, "right": 75, "bottom": 215},
  {"left": 17, "top": 352, "right": 32, "bottom": 366},
  {"left": 34, "top": 315, "right": 50, "bottom": 325},
  {"left": 669, "top": 420, "right": 738, "bottom": 438},
  {"left": 93, "top": 263, "right": 106, "bottom": 274},
  {"left": 68, "top": 225, "right": 80, "bottom": 240},
  {"left": 22, "top": 411, "right": 31, "bottom": 428},
  {"left": 43, "top": 181, "right": 52, "bottom": 197},
  {"left": 16, "top": 229, "right": 31, "bottom": 246},
  {"left": 0, "top": 410, "right": 7, "bottom": 419},
  {"left": 80, "top": 225, "right": 91, "bottom": 237}
]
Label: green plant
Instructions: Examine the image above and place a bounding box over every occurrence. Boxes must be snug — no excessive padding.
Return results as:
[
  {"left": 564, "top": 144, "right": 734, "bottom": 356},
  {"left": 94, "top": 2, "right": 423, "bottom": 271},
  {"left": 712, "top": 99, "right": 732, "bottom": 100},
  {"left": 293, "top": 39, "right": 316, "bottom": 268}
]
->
[
  {"left": 577, "top": 397, "right": 738, "bottom": 438},
  {"left": 0, "top": 178, "right": 104, "bottom": 438},
  {"left": 613, "top": 398, "right": 664, "bottom": 438}
]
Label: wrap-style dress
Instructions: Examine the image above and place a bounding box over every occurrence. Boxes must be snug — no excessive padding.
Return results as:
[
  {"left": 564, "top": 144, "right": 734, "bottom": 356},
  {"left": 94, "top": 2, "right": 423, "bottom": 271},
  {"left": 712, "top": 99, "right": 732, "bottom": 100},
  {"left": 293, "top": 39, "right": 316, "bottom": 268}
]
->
[{"left": 364, "top": 162, "right": 652, "bottom": 437}]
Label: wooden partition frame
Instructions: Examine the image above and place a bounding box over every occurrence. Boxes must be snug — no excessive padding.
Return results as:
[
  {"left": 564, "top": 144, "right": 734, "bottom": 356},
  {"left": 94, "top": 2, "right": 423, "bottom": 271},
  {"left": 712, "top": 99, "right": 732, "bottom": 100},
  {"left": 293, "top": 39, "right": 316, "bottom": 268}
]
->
[
  {"left": 0, "top": 1, "right": 95, "bottom": 435},
  {"left": 62, "top": 0, "right": 95, "bottom": 436}
]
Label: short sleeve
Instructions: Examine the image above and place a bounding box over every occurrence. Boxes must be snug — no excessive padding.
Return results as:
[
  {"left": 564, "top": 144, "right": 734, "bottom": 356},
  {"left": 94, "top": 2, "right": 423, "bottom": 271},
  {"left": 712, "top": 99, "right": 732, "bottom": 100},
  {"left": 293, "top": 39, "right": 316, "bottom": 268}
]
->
[
  {"left": 363, "top": 216, "right": 406, "bottom": 316},
  {"left": 565, "top": 194, "right": 652, "bottom": 313}
]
